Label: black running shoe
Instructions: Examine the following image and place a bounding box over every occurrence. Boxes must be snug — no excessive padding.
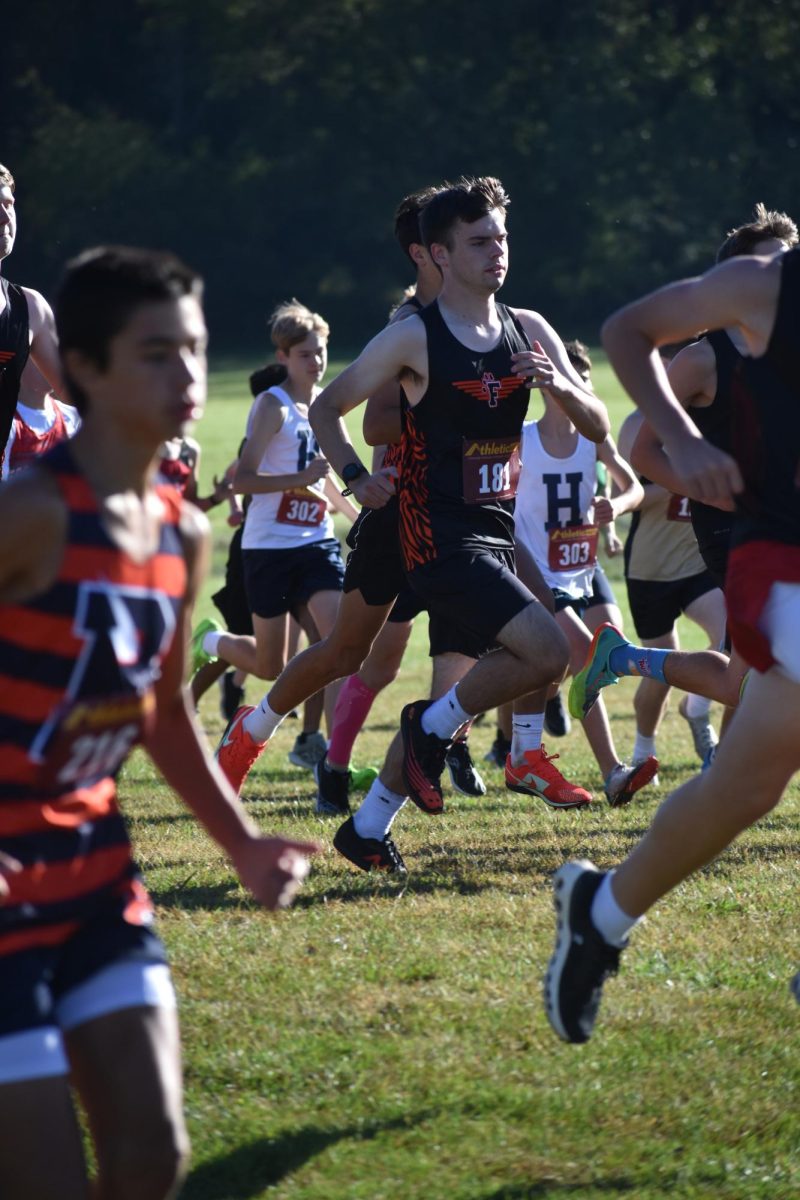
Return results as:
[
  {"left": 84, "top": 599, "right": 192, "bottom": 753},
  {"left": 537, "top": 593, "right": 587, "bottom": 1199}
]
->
[
  {"left": 220, "top": 670, "right": 245, "bottom": 723},
  {"left": 544, "top": 690, "right": 571, "bottom": 738},
  {"left": 791, "top": 972, "right": 800, "bottom": 1005},
  {"left": 314, "top": 755, "right": 351, "bottom": 817},
  {"left": 445, "top": 739, "right": 487, "bottom": 797},
  {"left": 400, "top": 700, "right": 449, "bottom": 814},
  {"left": 544, "top": 860, "right": 625, "bottom": 1044},
  {"left": 333, "top": 816, "right": 407, "bottom": 873},
  {"left": 483, "top": 733, "right": 511, "bottom": 769}
]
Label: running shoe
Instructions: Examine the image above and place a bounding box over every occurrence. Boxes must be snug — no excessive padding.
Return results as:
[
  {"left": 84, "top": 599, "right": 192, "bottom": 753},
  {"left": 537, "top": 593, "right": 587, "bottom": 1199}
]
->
[
  {"left": 191, "top": 616, "right": 222, "bottom": 675},
  {"left": 632, "top": 756, "right": 659, "bottom": 789},
  {"left": 568, "top": 622, "right": 628, "bottom": 720},
  {"left": 505, "top": 746, "right": 592, "bottom": 808},
  {"left": 288, "top": 730, "right": 327, "bottom": 771},
  {"left": 678, "top": 696, "right": 718, "bottom": 765},
  {"left": 544, "top": 691, "right": 571, "bottom": 738},
  {"left": 544, "top": 860, "right": 625, "bottom": 1044},
  {"left": 219, "top": 670, "right": 245, "bottom": 723},
  {"left": 446, "top": 739, "right": 487, "bottom": 797},
  {"left": 216, "top": 705, "right": 265, "bottom": 795},
  {"left": 333, "top": 816, "right": 407, "bottom": 874},
  {"left": 791, "top": 972, "right": 800, "bottom": 1005},
  {"left": 484, "top": 733, "right": 511, "bottom": 768},
  {"left": 701, "top": 745, "right": 717, "bottom": 772},
  {"left": 400, "top": 700, "right": 449, "bottom": 814},
  {"left": 350, "top": 765, "right": 379, "bottom": 790},
  {"left": 314, "top": 755, "right": 351, "bottom": 817},
  {"left": 603, "top": 757, "right": 659, "bottom": 808}
]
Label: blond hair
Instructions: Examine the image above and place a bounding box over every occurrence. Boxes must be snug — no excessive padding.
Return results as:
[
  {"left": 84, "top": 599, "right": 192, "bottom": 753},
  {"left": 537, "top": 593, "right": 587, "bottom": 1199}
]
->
[{"left": 269, "top": 299, "right": 329, "bottom": 352}]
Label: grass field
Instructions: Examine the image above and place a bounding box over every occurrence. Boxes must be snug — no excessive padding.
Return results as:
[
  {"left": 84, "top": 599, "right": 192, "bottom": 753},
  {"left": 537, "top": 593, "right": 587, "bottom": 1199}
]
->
[{"left": 120, "top": 356, "right": 800, "bottom": 1199}]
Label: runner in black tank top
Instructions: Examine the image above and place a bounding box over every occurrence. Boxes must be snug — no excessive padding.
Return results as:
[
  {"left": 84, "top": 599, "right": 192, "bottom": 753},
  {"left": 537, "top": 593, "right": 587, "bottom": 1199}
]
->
[
  {"left": 308, "top": 178, "right": 609, "bottom": 827},
  {"left": 688, "top": 328, "right": 738, "bottom": 584},
  {"left": 545, "top": 233, "right": 800, "bottom": 1047}
]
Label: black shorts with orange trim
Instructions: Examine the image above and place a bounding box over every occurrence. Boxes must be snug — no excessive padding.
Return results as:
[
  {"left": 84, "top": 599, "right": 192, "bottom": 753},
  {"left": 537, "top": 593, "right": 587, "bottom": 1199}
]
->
[
  {"left": 406, "top": 544, "right": 531, "bottom": 657},
  {"left": 343, "top": 499, "right": 406, "bottom": 608}
]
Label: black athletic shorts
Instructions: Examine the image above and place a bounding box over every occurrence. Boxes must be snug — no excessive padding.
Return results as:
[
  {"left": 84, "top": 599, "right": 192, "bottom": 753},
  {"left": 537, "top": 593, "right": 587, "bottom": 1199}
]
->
[
  {"left": 552, "top": 589, "right": 589, "bottom": 620},
  {"left": 212, "top": 525, "right": 253, "bottom": 636},
  {"left": 626, "top": 569, "right": 719, "bottom": 641},
  {"left": 243, "top": 538, "right": 344, "bottom": 620},
  {"left": 407, "top": 544, "right": 532, "bottom": 657},
  {"left": 584, "top": 562, "right": 618, "bottom": 611},
  {"left": 343, "top": 500, "right": 406, "bottom": 608},
  {"left": 387, "top": 581, "right": 484, "bottom": 660}
]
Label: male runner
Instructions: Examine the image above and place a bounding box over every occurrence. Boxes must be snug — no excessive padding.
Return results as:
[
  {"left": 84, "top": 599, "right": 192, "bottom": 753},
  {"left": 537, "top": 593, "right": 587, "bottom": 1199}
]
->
[
  {"left": 308, "top": 176, "right": 609, "bottom": 868},
  {"left": 544, "top": 239, "right": 800, "bottom": 1044},
  {"left": 0, "top": 163, "right": 63, "bottom": 465},
  {"left": 0, "top": 246, "right": 318, "bottom": 1198}
]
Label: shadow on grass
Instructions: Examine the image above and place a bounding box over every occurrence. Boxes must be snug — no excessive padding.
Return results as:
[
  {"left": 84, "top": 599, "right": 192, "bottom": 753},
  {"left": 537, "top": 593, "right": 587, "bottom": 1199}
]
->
[
  {"left": 477, "top": 1173, "right": 724, "bottom": 1197},
  {"left": 180, "top": 1112, "right": 428, "bottom": 1199}
]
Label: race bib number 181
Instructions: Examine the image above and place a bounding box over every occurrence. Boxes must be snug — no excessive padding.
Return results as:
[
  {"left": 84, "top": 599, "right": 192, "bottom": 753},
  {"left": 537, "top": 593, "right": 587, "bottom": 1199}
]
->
[{"left": 462, "top": 437, "right": 521, "bottom": 505}]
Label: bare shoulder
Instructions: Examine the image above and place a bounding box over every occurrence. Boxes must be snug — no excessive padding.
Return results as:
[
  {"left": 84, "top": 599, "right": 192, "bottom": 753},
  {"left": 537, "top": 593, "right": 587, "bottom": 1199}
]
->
[
  {"left": 21, "top": 285, "right": 54, "bottom": 326},
  {"left": 0, "top": 467, "right": 67, "bottom": 602}
]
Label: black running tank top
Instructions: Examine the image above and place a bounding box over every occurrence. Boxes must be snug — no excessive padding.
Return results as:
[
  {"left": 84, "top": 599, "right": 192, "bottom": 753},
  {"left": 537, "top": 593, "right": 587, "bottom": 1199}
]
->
[
  {"left": 399, "top": 300, "right": 531, "bottom": 569},
  {"left": 0, "top": 278, "right": 30, "bottom": 460}
]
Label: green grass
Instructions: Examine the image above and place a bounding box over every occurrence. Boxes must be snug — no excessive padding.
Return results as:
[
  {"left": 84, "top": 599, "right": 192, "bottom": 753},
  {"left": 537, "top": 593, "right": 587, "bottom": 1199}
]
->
[{"left": 119, "top": 355, "right": 800, "bottom": 1198}]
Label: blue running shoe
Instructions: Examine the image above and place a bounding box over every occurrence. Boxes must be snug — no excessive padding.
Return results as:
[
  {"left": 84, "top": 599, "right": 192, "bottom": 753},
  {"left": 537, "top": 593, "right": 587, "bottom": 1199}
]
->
[{"left": 568, "top": 623, "right": 628, "bottom": 720}]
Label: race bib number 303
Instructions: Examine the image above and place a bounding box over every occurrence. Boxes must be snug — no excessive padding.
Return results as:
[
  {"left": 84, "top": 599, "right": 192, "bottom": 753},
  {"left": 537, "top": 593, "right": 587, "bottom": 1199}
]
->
[
  {"left": 548, "top": 525, "right": 599, "bottom": 571},
  {"left": 277, "top": 488, "right": 326, "bottom": 526},
  {"left": 462, "top": 437, "right": 521, "bottom": 505}
]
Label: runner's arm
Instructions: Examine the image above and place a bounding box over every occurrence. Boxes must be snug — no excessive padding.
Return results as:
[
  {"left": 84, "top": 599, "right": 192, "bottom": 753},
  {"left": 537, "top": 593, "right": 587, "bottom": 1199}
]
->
[
  {"left": 233, "top": 392, "right": 329, "bottom": 495},
  {"left": 595, "top": 435, "right": 643, "bottom": 523},
  {"left": 24, "top": 288, "right": 64, "bottom": 399},
  {"left": 511, "top": 310, "right": 610, "bottom": 442},
  {"left": 144, "top": 504, "right": 320, "bottom": 909}
]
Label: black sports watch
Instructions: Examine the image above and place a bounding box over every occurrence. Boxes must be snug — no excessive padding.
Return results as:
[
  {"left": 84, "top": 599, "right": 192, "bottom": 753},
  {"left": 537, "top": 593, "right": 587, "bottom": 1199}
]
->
[{"left": 341, "top": 461, "right": 367, "bottom": 496}]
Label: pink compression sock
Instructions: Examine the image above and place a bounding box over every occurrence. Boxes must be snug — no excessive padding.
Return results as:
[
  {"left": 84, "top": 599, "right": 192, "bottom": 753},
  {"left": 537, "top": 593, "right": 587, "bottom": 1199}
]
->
[{"left": 326, "top": 675, "right": 378, "bottom": 768}]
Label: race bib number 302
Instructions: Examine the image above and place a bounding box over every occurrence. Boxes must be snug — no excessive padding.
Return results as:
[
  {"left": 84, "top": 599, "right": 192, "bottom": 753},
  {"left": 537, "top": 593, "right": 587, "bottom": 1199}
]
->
[
  {"left": 548, "top": 525, "right": 599, "bottom": 572},
  {"left": 277, "top": 488, "right": 326, "bottom": 526},
  {"left": 462, "top": 437, "right": 521, "bottom": 505}
]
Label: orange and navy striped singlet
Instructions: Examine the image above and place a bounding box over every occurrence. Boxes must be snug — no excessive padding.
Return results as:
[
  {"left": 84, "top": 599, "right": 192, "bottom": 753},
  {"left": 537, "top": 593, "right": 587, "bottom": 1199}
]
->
[{"left": 0, "top": 441, "right": 187, "bottom": 958}]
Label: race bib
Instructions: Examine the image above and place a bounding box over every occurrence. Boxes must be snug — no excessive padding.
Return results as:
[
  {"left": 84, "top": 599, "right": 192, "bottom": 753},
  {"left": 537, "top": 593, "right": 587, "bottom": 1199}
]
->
[
  {"left": 548, "top": 525, "right": 599, "bottom": 572},
  {"left": 36, "top": 692, "right": 153, "bottom": 789},
  {"left": 462, "top": 436, "right": 521, "bottom": 505},
  {"left": 277, "top": 488, "right": 326, "bottom": 526},
  {"left": 667, "top": 493, "right": 692, "bottom": 522}
]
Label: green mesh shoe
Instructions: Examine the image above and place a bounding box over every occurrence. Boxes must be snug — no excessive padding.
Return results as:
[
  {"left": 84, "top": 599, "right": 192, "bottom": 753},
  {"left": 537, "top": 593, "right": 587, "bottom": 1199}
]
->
[{"left": 191, "top": 616, "right": 222, "bottom": 675}]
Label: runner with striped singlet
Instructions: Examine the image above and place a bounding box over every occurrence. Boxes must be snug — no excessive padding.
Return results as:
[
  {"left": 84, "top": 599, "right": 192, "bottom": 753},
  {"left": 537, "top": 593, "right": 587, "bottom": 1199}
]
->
[
  {"left": 309, "top": 177, "right": 609, "bottom": 865},
  {"left": 0, "top": 246, "right": 318, "bottom": 1199},
  {"left": 0, "top": 163, "right": 63, "bottom": 471},
  {"left": 545, "top": 240, "right": 800, "bottom": 1045}
]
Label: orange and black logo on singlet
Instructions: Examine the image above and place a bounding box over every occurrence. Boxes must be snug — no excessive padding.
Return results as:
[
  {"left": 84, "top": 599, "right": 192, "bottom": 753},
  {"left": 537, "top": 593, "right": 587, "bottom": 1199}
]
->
[{"left": 452, "top": 372, "right": 520, "bottom": 408}]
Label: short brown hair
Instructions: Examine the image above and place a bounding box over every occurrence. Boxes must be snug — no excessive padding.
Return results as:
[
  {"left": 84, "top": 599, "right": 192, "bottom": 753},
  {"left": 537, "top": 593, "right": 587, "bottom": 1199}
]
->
[
  {"left": 564, "top": 339, "right": 592, "bottom": 378},
  {"left": 420, "top": 176, "right": 510, "bottom": 251},
  {"left": 716, "top": 202, "right": 798, "bottom": 262},
  {"left": 269, "top": 299, "right": 329, "bottom": 352},
  {"left": 394, "top": 186, "right": 442, "bottom": 262},
  {"left": 0, "top": 163, "right": 15, "bottom": 192}
]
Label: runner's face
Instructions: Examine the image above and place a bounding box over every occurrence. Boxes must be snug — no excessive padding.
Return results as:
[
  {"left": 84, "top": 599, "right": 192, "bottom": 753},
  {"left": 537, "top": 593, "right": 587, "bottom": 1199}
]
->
[
  {"left": 0, "top": 186, "right": 16, "bottom": 261},
  {"left": 445, "top": 208, "right": 508, "bottom": 294},
  {"left": 283, "top": 331, "right": 328, "bottom": 389},
  {"left": 84, "top": 295, "right": 207, "bottom": 440}
]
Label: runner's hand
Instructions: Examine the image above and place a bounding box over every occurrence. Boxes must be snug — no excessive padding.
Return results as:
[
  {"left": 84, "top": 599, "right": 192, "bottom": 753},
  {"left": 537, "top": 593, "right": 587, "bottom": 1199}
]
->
[
  {"left": 664, "top": 435, "right": 742, "bottom": 511},
  {"left": 350, "top": 466, "right": 398, "bottom": 509},
  {"left": 593, "top": 497, "right": 615, "bottom": 526},
  {"left": 300, "top": 457, "right": 331, "bottom": 487},
  {"left": 511, "top": 341, "right": 571, "bottom": 395},
  {"left": 231, "top": 835, "right": 321, "bottom": 910}
]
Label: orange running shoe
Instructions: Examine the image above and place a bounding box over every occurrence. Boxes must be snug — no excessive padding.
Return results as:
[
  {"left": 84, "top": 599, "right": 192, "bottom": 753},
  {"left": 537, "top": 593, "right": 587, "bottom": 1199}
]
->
[
  {"left": 215, "top": 705, "right": 265, "bottom": 795},
  {"left": 505, "top": 745, "right": 592, "bottom": 809}
]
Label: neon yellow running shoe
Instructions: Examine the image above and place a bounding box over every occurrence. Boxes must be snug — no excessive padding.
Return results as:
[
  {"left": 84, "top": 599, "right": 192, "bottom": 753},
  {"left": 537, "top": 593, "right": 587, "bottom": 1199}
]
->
[
  {"left": 191, "top": 616, "right": 222, "bottom": 675},
  {"left": 568, "top": 623, "right": 628, "bottom": 720}
]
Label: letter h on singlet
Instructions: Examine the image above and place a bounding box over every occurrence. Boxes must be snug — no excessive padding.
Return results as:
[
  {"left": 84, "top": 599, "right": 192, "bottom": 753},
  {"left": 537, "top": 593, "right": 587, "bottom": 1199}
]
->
[{"left": 543, "top": 473, "right": 582, "bottom": 530}]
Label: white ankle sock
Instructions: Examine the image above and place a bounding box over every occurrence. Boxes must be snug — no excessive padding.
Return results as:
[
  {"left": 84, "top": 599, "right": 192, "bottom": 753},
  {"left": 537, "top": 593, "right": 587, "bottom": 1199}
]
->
[
  {"left": 511, "top": 713, "right": 544, "bottom": 761},
  {"left": 353, "top": 780, "right": 407, "bottom": 841},
  {"left": 633, "top": 731, "right": 656, "bottom": 762},
  {"left": 684, "top": 692, "right": 711, "bottom": 718},
  {"left": 243, "top": 696, "right": 285, "bottom": 744},
  {"left": 421, "top": 686, "right": 472, "bottom": 740},
  {"left": 590, "top": 872, "right": 640, "bottom": 947},
  {"left": 203, "top": 630, "right": 223, "bottom": 657}
]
